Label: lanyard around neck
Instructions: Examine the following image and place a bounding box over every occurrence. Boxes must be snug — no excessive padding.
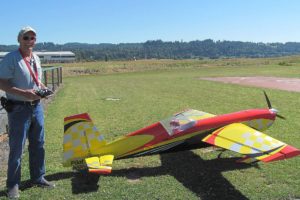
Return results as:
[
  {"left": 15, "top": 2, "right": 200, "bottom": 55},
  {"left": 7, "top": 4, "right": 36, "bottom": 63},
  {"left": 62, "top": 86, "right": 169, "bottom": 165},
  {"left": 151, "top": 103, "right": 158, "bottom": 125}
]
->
[{"left": 19, "top": 48, "right": 39, "bottom": 87}]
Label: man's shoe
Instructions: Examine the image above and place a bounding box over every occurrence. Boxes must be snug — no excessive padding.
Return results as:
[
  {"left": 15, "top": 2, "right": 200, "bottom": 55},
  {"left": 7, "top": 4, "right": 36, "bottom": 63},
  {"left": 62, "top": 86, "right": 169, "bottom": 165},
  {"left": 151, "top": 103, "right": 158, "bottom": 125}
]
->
[
  {"left": 33, "top": 177, "right": 55, "bottom": 189},
  {"left": 7, "top": 185, "right": 20, "bottom": 199}
]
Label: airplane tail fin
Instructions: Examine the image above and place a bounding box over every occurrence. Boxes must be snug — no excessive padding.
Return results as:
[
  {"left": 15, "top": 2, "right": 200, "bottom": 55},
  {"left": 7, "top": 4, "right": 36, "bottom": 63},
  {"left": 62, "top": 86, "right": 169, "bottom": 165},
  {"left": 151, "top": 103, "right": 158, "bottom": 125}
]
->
[{"left": 63, "top": 113, "right": 107, "bottom": 168}]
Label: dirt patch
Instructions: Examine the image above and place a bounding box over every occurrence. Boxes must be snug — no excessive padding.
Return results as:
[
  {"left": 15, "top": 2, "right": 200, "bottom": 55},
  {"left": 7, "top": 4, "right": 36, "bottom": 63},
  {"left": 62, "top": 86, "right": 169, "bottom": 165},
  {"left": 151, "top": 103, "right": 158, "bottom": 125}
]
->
[
  {"left": 0, "top": 134, "right": 9, "bottom": 186},
  {"left": 199, "top": 77, "right": 300, "bottom": 92}
]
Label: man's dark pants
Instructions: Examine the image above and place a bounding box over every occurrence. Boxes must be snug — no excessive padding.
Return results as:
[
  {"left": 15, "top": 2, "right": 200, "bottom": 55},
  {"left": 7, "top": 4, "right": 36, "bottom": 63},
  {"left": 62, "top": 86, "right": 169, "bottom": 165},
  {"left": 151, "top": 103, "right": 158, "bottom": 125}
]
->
[{"left": 6, "top": 103, "right": 45, "bottom": 188}]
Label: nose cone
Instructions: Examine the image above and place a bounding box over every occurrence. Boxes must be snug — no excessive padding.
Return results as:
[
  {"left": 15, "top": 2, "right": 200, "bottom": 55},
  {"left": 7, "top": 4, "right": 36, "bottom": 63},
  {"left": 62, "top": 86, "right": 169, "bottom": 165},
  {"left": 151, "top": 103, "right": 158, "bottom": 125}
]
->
[
  {"left": 269, "top": 108, "right": 286, "bottom": 120},
  {"left": 270, "top": 108, "right": 278, "bottom": 114}
]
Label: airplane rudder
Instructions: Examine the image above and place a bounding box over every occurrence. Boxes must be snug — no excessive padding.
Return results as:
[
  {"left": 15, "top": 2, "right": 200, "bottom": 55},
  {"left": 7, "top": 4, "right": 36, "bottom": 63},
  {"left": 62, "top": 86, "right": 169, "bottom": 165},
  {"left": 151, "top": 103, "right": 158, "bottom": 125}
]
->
[{"left": 63, "top": 113, "right": 107, "bottom": 166}]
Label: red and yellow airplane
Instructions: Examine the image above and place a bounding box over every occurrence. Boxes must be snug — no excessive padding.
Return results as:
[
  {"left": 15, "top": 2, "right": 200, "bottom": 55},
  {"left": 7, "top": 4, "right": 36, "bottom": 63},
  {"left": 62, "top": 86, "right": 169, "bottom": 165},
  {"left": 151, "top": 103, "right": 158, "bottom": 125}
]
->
[{"left": 62, "top": 92, "right": 300, "bottom": 174}]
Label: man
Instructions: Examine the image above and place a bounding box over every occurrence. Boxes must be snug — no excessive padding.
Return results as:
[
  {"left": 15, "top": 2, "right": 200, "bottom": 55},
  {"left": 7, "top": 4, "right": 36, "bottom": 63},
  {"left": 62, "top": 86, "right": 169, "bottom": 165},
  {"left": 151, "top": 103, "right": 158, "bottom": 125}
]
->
[{"left": 0, "top": 26, "right": 55, "bottom": 199}]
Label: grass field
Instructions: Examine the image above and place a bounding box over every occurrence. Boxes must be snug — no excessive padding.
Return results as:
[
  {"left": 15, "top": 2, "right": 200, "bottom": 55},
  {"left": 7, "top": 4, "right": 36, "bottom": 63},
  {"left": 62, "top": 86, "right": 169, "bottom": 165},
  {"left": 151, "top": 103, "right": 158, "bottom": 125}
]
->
[{"left": 1, "top": 58, "right": 300, "bottom": 199}]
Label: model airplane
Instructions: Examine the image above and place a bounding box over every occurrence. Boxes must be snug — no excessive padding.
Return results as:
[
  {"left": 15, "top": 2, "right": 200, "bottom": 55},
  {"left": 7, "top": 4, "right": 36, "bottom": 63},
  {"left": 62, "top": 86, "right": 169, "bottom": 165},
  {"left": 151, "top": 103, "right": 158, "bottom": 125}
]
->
[{"left": 62, "top": 92, "right": 300, "bottom": 174}]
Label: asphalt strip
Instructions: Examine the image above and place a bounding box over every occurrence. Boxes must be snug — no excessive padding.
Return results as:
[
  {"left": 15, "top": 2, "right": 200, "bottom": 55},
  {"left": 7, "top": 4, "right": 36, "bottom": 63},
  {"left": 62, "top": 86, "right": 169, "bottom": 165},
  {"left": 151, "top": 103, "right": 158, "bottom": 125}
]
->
[{"left": 199, "top": 76, "right": 300, "bottom": 92}]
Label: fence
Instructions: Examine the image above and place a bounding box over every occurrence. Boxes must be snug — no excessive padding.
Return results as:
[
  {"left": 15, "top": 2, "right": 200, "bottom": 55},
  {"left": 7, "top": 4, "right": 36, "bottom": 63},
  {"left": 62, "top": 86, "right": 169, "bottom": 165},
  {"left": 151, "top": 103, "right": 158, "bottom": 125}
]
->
[
  {"left": 43, "top": 66, "right": 63, "bottom": 90},
  {"left": 0, "top": 66, "right": 63, "bottom": 135}
]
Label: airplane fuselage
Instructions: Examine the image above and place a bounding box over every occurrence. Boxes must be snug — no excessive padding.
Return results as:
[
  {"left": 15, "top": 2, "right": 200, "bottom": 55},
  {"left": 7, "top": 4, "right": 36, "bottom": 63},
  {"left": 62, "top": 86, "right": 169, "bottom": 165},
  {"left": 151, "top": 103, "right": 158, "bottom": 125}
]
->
[
  {"left": 63, "top": 93, "right": 300, "bottom": 173},
  {"left": 99, "top": 109, "right": 276, "bottom": 159}
]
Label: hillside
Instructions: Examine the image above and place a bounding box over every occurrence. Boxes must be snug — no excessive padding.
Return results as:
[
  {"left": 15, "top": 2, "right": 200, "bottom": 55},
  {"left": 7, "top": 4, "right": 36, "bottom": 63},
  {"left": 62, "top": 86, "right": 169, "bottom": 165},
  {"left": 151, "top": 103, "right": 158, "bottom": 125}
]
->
[{"left": 2, "top": 39, "right": 300, "bottom": 61}]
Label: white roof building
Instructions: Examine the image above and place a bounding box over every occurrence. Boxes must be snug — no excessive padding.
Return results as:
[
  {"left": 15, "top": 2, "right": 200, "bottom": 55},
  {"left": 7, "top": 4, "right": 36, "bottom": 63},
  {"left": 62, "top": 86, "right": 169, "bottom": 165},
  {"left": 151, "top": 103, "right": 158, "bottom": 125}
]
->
[
  {"left": 0, "top": 51, "right": 75, "bottom": 63},
  {"left": 0, "top": 52, "right": 8, "bottom": 58}
]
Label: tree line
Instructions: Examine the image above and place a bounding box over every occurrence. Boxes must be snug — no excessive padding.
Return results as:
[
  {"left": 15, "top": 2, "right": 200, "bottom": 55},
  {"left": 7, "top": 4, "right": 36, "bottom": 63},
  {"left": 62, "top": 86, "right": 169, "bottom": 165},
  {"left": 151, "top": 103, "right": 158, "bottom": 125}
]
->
[{"left": 1, "top": 39, "right": 300, "bottom": 61}]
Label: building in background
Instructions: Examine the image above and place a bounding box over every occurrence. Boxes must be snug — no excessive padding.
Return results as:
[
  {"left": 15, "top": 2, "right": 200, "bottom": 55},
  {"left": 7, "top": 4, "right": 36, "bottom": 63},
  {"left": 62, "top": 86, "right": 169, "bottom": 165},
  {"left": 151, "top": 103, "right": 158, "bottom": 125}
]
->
[
  {"left": 0, "top": 52, "right": 8, "bottom": 62},
  {"left": 35, "top": 51, "right": 75, "bottom": 63},
  {"left": 0, "top": 51, "right": 75, "bottom": 63}
]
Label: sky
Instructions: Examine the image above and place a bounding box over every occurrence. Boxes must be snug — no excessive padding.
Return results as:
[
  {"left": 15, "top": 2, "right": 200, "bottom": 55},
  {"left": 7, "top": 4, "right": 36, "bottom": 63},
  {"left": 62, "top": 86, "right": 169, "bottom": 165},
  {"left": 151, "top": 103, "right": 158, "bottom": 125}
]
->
[{"left": 1, "top": 0, "right": 300, "bottom": 45}]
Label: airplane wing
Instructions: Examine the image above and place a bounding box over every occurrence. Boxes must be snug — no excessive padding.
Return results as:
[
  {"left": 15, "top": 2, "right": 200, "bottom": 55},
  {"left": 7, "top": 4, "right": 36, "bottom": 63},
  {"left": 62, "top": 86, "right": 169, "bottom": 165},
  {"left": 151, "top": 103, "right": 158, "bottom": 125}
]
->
[
  {"left": 202, "top": 123, "right": 300, "bottom": 163},
  {"left": 85, "top": 155, "right": 114, "bottom": 174}
]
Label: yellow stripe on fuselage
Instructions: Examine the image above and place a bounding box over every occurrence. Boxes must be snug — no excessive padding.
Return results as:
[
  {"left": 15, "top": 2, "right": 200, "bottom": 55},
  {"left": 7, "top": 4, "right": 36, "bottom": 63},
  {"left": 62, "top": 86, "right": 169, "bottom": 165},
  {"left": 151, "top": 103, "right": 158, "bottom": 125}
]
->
[
  {"left": 119, "top": 130, "right": 207, "bottom": 158},
  {"left": 92, "top": 135, "right": 154, "bottom": 158}
]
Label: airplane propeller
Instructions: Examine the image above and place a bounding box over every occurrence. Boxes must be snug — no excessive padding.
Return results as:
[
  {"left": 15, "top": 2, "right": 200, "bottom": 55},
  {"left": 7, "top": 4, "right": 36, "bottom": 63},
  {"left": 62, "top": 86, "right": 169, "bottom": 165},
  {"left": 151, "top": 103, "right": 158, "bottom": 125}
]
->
[{"left": 263, "top": 91, "right": 286, "bottom": 120}]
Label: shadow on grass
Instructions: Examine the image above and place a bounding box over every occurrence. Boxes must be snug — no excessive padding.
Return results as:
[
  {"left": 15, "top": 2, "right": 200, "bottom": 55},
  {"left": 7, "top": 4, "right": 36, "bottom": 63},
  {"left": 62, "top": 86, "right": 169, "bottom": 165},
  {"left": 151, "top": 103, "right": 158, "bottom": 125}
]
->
[
  {"left": 0, "top": 171, "right": 100, "bottom": 198},
  {"left": 0, "top": 151, "right": 254, "bottom": 199},
  {"left": 70, "top": 171, "right": 100, "bottom": 194},
  {"left": 110, "top": 151, "right": 254, "bottom": 200},
  {"left": 41, "top": 171, "right": 101, "bottom": 194}
]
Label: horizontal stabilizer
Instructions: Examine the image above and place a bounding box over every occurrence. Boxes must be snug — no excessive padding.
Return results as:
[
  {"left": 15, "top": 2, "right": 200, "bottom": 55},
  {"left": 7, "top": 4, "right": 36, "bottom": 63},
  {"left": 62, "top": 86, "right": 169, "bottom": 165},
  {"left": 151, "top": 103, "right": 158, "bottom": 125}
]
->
[{"left": 85, "top": 155, "right": 114, "bottom": 174}]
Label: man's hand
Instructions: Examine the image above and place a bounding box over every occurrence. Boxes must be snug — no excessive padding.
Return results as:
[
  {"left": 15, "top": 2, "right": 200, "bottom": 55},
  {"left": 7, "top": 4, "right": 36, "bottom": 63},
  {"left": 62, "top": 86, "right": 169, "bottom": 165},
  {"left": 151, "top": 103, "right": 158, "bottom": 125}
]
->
[
  {"left": 34, "top": 88, "right": 53, "bottom": 98},
  {"left": 39, "top": 82, "right": 47, "bottom": 89},
  {"left": 23, "top": 89, "right": 41, "bottom": 101},
  {"left": 0, "top": 79, "right": 41, "bottom": 101}
]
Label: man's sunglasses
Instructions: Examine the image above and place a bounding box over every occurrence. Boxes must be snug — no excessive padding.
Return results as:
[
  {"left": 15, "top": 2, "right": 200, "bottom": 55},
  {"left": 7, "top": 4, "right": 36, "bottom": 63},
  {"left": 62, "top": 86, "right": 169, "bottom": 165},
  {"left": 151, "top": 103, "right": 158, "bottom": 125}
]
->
[{"left": 23, "top": 36, "right": 36, "bottom": 41}]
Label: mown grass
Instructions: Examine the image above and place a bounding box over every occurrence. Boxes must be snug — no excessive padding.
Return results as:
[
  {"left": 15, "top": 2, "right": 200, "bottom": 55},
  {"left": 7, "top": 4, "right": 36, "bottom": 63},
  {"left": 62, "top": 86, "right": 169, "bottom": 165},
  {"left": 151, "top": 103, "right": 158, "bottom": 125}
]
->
[
  {"left": 1, "top": 58, "right": 300, "bottom": 199},
  {"left": 46, "top": 55, "right": 300, "bottom": 78}
]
